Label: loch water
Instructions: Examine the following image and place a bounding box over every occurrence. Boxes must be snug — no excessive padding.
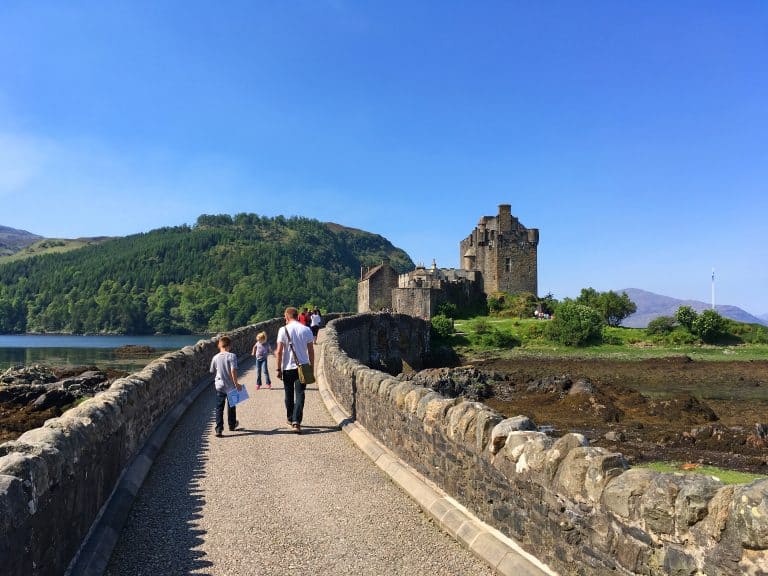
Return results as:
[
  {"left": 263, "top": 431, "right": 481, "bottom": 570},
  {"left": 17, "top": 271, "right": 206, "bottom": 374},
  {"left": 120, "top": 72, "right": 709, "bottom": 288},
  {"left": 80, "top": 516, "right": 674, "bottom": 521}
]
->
[{"left": 0, "top": 334, "right": 206, "bottom": 372}]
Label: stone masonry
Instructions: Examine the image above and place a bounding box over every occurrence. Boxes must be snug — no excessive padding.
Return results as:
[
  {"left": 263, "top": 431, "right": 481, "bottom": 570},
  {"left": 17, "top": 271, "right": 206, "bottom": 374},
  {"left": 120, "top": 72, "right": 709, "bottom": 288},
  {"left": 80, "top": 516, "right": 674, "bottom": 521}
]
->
[
  {"left": 357, "top": 258, "right": 399, "bottom": 313},
  {"left": 460, "top": 203, "right": 539, "bottom": 295},
  {"left": 320, "top": 314, "right": 768, "bottom": 576},
  {"left": 0, "top": 316, "right": 346, "bottom": 576}
]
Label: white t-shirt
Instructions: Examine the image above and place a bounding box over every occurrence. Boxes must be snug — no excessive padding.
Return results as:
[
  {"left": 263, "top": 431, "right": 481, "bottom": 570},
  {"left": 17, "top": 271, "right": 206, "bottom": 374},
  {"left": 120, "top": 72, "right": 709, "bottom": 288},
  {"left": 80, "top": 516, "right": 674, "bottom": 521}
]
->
[
  {"left": 277, "top": 321, "right": 314, "bottom": 369},
  {"left": 310, "top": 313, "right": 322, "bottom": 327}
]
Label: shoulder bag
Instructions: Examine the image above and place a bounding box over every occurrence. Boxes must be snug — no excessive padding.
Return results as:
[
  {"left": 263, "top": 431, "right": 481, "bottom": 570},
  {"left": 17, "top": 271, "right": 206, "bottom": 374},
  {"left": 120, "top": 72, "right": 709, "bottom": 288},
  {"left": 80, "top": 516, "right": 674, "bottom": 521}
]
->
[{"left": 285, "top": 327, "right": 315, "bottom": 385}]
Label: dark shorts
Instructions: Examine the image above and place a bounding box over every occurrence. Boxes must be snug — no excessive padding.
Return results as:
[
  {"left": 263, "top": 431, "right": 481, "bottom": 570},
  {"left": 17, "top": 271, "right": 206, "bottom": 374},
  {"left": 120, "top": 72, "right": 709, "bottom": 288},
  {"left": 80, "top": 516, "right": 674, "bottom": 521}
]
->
[{"left": 311, "top": 325, "right": 320, "bottom": 337}]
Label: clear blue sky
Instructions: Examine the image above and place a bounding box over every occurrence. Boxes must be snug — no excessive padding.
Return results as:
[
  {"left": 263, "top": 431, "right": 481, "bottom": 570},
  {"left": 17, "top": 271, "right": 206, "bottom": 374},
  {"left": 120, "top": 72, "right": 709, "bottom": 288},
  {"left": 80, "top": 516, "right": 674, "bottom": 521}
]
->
[{"left": 1, "top": 1, "right": 766, "bottom": 314}]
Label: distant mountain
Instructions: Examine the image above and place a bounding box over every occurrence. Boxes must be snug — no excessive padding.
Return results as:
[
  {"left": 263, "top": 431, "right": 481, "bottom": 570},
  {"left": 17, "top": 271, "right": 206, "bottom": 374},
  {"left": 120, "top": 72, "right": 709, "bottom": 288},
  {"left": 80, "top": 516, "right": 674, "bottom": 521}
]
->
[
  {"left": 760, "top": 313, "right": 768, "bottom": 323},
  {"left": 0, "top": 225, "right": 42, "bottom": 257},
  {"left": 619, "top": 288, "right": 768, "bottom": 328},
  {"left": 0, "top": 214, "right": 413, "bottom": 334}
]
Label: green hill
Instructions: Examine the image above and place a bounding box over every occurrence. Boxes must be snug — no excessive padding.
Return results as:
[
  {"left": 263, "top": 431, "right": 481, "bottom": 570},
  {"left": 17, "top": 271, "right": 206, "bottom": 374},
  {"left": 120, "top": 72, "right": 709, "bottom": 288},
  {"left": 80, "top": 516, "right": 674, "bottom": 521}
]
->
[
  {"left": 0, "top": 237, "right": 111, "bottom": 263},
  {"left": 0, "top": 225, "right": 42, "bottom": 257},
  {"left": 0, "top": 214, "right": 413, "bottom": 334}
]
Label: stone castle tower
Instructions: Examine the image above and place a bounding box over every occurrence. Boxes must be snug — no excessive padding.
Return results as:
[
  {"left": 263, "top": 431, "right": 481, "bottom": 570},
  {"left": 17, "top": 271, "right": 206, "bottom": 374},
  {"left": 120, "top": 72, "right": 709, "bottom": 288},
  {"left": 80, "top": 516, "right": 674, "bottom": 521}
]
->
[{"left": 459, "top": 204, "right": 539, "bottom": 295}]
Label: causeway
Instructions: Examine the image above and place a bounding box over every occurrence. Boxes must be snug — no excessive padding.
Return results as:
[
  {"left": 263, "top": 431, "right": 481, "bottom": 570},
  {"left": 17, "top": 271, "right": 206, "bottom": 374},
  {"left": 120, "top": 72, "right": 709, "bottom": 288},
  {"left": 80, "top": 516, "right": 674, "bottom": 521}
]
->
[{"left": 105, "top": 347, "right": 493, "bottom": 576}]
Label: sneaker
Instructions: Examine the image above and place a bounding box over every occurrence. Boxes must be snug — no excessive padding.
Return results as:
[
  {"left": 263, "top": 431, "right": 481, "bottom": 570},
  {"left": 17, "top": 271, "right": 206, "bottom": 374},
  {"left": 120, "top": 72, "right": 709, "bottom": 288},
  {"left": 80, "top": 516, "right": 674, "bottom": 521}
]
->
[
  {"left": 230, "top": 420, "right": 239, "bottom": 431},
  {"left": 215, "top": 430, "right": 223, "bottom": 437},
  {"left": 292, "top": 423, "right": 302, "bottom": 434},
  {"left": 266, "top": 383, "right": 272, "bottom": 389},
  {"left": 255, "top": 385, "right": 261, "bottom": 390}
]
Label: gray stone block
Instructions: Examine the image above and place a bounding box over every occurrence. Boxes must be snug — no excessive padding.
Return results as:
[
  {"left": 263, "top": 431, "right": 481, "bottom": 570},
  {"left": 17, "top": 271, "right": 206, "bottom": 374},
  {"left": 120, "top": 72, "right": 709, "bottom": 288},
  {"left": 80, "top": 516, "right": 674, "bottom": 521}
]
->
[{"left": 490, "top": 416, "right": 537, "bottom": 454}]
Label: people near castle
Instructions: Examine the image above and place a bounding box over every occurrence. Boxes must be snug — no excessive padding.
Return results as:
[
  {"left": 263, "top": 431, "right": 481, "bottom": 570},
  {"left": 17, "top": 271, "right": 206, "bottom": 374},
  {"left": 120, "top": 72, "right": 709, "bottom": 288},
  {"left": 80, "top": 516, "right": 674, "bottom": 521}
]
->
[
  {"left": 251, "top": 331, "right": 272, "bottom": 390},
  {"left": 298, "top": 307, "right": 310, "bottom": 326},
  {"left": 209, "top": 335, "right": 241, "bottom": 437},
  {"left": 310, "top": 308, "right": 322, "bottom": 343},
  {"left": 276, "top": 307, "right": 315, "bottom": 434}
]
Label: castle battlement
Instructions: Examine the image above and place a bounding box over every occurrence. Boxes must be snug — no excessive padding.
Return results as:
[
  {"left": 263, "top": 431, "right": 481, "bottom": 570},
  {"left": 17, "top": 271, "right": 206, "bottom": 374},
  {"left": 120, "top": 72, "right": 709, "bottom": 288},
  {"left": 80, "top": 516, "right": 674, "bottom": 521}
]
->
[
  {"left": 460, "top": 204, "right": 539, "bottom": 295},
  {"left": 358, "top": 203, "right": 539, "bottom": 318}
]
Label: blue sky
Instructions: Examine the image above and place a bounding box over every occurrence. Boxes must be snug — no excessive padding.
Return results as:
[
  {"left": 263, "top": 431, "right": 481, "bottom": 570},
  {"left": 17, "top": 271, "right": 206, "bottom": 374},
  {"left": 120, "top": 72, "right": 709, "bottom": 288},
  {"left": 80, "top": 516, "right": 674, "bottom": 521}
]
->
[{"left": 1, "top": 1, "right": 767, "bottom": 313}]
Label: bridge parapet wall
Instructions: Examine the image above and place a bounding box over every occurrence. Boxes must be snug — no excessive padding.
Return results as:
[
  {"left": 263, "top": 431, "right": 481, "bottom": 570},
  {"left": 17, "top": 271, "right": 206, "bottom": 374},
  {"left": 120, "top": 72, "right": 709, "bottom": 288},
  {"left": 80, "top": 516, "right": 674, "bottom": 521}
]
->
[
  {"left": 321, "top": 314, "right": 768, "bottom": 576},
  {"left": 0, "top": 314, "right": 348, "bottom": 576}
]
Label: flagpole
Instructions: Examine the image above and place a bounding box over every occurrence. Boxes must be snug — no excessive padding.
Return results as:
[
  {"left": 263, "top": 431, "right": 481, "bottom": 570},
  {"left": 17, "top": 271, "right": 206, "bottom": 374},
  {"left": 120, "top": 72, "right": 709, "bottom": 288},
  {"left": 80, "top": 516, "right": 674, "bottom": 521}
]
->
[{"left": 711, "top": 268, "right": 715, "bottom": 310}]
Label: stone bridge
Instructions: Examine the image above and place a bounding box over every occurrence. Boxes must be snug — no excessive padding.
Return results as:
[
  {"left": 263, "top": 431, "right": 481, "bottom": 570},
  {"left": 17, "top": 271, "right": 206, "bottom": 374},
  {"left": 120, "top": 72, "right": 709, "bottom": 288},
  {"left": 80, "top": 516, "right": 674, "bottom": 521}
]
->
[{"left": 0, "top": 314, "right": 766, "bottom": 575}]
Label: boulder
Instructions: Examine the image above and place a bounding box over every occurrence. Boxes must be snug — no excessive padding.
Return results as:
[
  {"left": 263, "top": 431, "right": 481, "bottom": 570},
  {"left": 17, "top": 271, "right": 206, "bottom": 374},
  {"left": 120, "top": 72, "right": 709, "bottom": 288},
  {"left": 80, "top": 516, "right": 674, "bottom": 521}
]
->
[
  {"left": 31, "top": 389, "right": 77, "bottom": 412},
  {"left": 0, "top": 364, "right": 58, "bottom": 386}
]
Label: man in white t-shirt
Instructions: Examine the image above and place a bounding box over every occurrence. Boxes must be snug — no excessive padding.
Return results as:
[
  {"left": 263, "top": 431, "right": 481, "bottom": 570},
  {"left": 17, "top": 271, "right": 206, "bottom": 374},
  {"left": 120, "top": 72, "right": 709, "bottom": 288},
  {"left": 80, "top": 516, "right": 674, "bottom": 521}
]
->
[{"left": 275, "top": 307, "right": 315, "bottom": 434}]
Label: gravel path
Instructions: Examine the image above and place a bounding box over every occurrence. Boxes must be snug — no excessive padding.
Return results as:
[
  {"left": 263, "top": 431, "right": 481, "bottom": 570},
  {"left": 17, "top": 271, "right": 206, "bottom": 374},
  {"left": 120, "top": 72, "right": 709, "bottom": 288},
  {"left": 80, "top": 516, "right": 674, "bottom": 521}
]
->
[{"left": 105, "top": 345, "right": 493, "bottom": 576}]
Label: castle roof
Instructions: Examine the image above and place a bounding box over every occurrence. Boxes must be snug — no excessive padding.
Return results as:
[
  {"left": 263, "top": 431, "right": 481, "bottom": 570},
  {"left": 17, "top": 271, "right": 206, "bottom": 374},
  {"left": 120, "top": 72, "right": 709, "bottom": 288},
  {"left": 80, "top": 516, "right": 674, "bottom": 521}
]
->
[{"left": 361, "top": 262, "right": 396, "bottom": 281}]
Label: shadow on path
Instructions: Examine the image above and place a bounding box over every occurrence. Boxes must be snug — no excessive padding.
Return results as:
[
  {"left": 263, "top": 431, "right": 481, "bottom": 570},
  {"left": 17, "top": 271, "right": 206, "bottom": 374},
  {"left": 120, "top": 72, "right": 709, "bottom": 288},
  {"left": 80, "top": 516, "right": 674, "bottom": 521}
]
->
[{"left": 105, "top": 386, "right": 217, "bottom": 576}]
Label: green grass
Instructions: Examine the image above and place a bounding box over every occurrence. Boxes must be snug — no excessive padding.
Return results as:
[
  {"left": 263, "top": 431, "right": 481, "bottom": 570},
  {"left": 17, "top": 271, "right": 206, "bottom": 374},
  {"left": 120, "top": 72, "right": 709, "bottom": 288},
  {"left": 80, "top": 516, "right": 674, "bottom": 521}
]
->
[
  {"left": 0, "top": 237, "right": 110, "bottom": 263},
  {"left": 449, "top": 316, "right": 768, "bottom": 361},
  {"left": 637, "top": 462, "right": 766, "bottom": 485}
]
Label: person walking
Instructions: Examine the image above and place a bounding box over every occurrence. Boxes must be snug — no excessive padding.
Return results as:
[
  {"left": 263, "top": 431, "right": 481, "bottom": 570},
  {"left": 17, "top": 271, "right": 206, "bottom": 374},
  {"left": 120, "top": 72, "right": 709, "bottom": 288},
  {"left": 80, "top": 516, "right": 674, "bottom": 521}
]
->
[
  {"left": 209, "top": 335, "right": 241, "bottom": 437},
  {"left": 310, "top": 308, "right": 322, "bottom": 343},
  {"left": 275, "top": 307, "right": 314, "bottom": 434},
  {"left": 251, "top": 331, "right": 272, "bottom": 390}
]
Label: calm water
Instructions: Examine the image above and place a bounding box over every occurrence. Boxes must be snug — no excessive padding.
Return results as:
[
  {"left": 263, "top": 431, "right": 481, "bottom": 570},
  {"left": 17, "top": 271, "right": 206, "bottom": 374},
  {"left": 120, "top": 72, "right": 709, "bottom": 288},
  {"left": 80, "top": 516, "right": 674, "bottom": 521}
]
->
[{"left": 0, "top": 335, "right": 207, "bottom": 372}]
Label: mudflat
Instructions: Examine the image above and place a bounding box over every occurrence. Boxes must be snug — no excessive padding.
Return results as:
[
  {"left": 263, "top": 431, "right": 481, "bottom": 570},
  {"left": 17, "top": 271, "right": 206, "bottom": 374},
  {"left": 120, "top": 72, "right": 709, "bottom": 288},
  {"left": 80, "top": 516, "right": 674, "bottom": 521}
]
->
[{"left": 476, "top": 356, "right": 768, "bottom": 473}]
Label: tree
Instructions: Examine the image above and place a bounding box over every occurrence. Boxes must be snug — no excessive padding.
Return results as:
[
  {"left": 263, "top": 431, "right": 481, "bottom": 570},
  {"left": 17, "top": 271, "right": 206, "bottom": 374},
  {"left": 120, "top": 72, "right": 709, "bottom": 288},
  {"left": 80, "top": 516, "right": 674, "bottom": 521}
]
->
[
  {"left": 599, "top": 290, "right": 637, "bottom": 327},
  {"left": 575, "top": 287, "right": 601, "bottom": 310},
  {"left": 546, "top": 301, "right": 603, "bottom": 346},
  {"left": 675, "top": 306, "right": 698, "bottom": 331},
  {"left": 575, "top": 288, "right": 637, "bottom": 327},
  {"left": 692, "top": 309, "right": 728, "bottom": 343}
]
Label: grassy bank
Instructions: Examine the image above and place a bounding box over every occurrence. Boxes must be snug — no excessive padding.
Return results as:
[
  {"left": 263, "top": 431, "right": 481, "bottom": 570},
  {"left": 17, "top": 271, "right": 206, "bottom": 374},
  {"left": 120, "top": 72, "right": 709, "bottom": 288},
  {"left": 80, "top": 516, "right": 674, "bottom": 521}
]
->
[
  {"left": 637, "top": 462, "right": 766, "bottom": 485},
  {"left": 448, "top": 317, "right": 768, "bottom": 361}
]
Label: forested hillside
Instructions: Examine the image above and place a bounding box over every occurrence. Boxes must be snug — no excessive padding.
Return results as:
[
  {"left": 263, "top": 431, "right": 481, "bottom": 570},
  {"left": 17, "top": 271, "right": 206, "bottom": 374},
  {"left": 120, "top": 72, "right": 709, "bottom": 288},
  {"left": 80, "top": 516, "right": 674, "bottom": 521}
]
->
[{"left": 0, "top": 214, "right": 413, "bottom": 334}]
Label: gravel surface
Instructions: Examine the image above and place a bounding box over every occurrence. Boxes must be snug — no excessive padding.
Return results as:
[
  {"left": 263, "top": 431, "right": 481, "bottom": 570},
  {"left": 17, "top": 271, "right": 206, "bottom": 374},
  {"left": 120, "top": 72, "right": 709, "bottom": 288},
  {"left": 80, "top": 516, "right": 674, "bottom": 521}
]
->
[{"left": 105, "top": 345, "right": 493, "bottom": 576}]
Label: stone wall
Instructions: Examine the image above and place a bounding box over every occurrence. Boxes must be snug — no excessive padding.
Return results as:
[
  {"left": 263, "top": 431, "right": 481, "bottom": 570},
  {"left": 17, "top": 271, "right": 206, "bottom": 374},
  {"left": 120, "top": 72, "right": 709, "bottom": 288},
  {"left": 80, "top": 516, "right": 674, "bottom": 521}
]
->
[
  {"left": 320, "top": 314, "right": 768, "bottom": 576},
  {"left": 0, "top": 315, "right": 328, "bottom": 576},
  {"left": 392, "top": 287, "right": 441, "bottom": 319}
]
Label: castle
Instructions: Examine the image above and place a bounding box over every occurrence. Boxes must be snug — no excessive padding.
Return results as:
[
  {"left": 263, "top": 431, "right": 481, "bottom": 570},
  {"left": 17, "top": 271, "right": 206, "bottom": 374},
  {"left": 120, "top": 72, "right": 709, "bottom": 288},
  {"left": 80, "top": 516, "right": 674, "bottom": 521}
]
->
[{"left": 358, "top": 204, "right": 539, "bottom": 318}]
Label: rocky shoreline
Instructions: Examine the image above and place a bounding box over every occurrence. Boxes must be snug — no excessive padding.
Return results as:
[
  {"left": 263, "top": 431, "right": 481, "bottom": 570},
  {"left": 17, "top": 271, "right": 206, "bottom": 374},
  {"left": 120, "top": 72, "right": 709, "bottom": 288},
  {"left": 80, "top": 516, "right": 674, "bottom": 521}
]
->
[
  {"left": 0, "top": 364, "right": 128, "bottom": 443},
  {"left": 399, "top": 365, "right": 768, "bottom": 474}
]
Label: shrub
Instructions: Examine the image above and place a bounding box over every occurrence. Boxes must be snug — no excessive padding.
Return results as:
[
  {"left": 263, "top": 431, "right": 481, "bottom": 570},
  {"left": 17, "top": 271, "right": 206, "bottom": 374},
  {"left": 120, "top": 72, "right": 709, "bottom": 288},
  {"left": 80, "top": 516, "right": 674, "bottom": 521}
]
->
[
  {"left": 676, "top": 306, "right": 698, "bottom": 331},
  {"left": 647, "top": 316, "right": 677, "bottom": 336},
  {"left": 524, "top": 322, "right": 547, "bottom": 341},
  {"left": 437, "top": 302, "right": 458, "bottom": 319},
  {"left": 477, "top": 328, "right": 521, "bottom": 349},
  {"left": 665, "top": 327, "right": 699, "bottom": 345},
  {"left": 692, "top": 309, "right": 728, "bottom": 343},
  {"left": 546, "top": 301, "right": 603, "bottom": 346},
  {"left": 430, "top": 314, "right": 454, "bottom": 339}
]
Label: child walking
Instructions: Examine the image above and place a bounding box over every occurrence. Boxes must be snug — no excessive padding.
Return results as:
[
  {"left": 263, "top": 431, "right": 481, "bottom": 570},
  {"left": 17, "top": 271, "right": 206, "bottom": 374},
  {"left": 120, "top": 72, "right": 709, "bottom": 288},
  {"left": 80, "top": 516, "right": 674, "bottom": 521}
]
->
[
  {"left": 251, "top": 331, "right": 272, "bottom": 390},
  {"left": 209, "top": 335, "right": 241, "bottom": 437}
]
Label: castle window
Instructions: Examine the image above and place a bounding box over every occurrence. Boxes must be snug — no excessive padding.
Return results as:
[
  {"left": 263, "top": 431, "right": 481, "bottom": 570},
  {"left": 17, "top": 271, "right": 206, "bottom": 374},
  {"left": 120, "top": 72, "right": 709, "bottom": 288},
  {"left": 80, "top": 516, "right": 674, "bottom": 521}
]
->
[{"left": 505, "top": 257, "right": 512, "bottom": 272}]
